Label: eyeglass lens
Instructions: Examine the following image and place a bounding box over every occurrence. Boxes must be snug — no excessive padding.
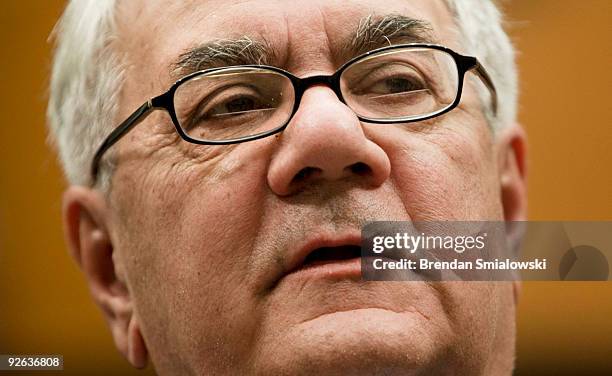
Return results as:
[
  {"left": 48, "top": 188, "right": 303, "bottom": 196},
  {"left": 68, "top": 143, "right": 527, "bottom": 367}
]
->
[{"left": 340, "top": 48, "right": 458, "bottom": 121}]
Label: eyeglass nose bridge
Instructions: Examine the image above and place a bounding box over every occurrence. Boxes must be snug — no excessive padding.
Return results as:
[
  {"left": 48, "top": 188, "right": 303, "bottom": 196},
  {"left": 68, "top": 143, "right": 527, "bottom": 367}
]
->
[{"left": 288, "top": 72, "right": 347, "bottom": 115}]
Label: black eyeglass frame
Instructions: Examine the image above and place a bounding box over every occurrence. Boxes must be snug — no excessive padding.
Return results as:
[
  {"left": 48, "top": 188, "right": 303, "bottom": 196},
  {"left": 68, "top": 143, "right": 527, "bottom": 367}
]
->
[{"left": 90, "top": 43, "right": 497, "bottom": 183}]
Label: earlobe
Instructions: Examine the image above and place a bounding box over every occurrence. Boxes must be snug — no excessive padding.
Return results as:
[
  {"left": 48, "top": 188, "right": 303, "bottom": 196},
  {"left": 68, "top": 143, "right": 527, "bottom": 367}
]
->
[
  {"left": 128, "top": 317, "right": 149, "bottom": 368},
  {"left": 62, "top": 186, "right": 148, "bottom": 368},
  {"left": 497, "top": 123, "right": 528, "bottom": 222},
  {"left": 512, "top": 280, "right": 521, "bottom": 305}
]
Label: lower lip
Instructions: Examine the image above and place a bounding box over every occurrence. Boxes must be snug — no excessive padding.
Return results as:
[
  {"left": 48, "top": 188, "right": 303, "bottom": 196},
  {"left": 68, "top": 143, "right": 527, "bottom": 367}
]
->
[{"left": 285, "top": 257, "right": 362, "bottom": 281}]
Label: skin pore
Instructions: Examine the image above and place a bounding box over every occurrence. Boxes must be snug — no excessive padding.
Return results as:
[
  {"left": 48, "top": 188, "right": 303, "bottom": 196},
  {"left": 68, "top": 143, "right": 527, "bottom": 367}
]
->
[{"left": 62, "top": 0, "right": 527, "bottom": 375}]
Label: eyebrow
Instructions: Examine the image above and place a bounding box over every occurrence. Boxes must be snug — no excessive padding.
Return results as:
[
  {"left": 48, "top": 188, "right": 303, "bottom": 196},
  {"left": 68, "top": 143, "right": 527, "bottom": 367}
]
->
[
  {"left": 172, "top": 36, "right": 277, "bottom": 77},
  {"left": 346, "top": 14, "right": 435, "bottom": 57},
  {"left": 171, "top": 14, "right": 435, "bottom": 77}
]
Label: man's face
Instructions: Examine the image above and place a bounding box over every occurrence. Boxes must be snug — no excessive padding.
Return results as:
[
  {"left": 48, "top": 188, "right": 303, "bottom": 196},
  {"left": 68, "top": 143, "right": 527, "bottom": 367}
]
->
[{"left": 100, "top": 0, "right": 519, "bottom": 374}]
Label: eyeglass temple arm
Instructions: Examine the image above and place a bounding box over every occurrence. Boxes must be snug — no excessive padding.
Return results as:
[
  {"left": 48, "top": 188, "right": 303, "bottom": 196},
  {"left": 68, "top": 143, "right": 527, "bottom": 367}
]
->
[
  {"left": 90, "top": 100, "right": 154, "bottom": 184},
  {"left": 472, "top": 62, "right": 498, "bottom": 115}
]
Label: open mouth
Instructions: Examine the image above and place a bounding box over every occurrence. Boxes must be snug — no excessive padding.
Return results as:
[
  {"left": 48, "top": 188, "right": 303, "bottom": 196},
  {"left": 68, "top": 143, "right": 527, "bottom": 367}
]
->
[
  {"left": 299, "top": 245, "right": 362, "bottom": 269},
  {"left": 273, "top": 233, "right": 364, "bottom": 286}
]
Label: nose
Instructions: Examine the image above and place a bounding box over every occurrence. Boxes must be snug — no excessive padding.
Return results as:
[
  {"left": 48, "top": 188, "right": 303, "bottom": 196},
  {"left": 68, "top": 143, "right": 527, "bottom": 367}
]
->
[{"left": 267, "top": 86, "right": 391, "bottom": 196}]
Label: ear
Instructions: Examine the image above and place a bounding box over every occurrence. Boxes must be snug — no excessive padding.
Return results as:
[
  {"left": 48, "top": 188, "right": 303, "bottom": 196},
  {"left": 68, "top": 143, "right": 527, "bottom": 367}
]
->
[
  {"left": 62, "top": 186, "right": 148, "bottom": 369},
  {"left": 497, "top": 123, "right": 527, "bottom": 222},
  {"left": 495, "top": 123, "right": 528, "bottom": 305}
]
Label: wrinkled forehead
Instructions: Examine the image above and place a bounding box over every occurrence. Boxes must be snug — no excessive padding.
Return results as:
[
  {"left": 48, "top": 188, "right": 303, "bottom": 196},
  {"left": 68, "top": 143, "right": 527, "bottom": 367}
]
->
[{"left": 115, "top": 0, "right": 459, "bottom": 89}]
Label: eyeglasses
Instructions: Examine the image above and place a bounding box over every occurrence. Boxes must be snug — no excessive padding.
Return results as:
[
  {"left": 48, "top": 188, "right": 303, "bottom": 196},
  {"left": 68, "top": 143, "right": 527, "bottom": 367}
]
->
[{"left": 90, "top": 43, "right": 497, "bottom": 183}]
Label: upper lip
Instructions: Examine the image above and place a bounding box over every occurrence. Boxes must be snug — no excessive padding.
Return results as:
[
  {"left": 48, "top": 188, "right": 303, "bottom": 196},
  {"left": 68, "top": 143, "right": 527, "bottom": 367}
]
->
[{"left": 282, "top": 230, "right": 363, "bottom": 277}]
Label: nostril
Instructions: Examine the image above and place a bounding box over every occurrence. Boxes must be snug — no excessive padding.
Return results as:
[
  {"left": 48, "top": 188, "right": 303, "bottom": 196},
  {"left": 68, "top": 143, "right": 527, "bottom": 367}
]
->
[
  {"left": 293, "top": 166, "right": 322, "bottom": 184},
  {"left": 349, "top": 162, "right": 371, "bottom": 176}
]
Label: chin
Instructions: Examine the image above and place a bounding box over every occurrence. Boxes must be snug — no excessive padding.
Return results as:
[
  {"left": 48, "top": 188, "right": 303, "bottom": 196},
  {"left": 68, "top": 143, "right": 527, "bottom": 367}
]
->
[{"left": 252, "top": 307, "right": 453, "bottom": 376}]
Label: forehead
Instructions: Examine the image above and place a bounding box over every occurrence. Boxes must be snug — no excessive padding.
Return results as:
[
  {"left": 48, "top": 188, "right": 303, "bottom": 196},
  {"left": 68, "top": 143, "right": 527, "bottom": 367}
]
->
[{"left": 116, "top": 0, "right": 458, "bottom": 91}]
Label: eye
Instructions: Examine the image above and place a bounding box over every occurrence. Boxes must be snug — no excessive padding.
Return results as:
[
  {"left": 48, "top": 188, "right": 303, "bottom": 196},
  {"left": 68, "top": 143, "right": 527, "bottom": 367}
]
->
[
  {"left": 205, "top": 96, "right": 262, "bottom": 117},
  {"left": 202, "top": 89, "right": 267, "bottom": 118},
  {"left": 347, "top": 62, "right": 430, "bottom": 98},
  {"left": 183, "top": 85, "right": 278, "bottom": 139},
  {"left": 368, "top": 76, "right": 426, "bottom": 95},
  {"left": 180, "top": 87, "right": 271, "bottom": 133}
]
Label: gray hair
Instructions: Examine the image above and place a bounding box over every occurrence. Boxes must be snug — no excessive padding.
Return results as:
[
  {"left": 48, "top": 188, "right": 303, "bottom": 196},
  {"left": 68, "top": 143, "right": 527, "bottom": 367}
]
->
[
  {"left": 47, "top": 0, "right": 517, "bottom": 188},
  {"left": 445, "top": 0, "right": 517, "bottom": 130},
  {"left": 47, "top": 0, "right": 122, "bottom": 188}
]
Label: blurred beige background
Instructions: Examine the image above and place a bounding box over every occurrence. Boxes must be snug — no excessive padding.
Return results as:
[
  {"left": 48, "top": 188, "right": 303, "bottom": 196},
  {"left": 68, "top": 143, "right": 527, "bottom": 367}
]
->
[{"left": 1, "top": 1, "right": 611, "bottom": 375}]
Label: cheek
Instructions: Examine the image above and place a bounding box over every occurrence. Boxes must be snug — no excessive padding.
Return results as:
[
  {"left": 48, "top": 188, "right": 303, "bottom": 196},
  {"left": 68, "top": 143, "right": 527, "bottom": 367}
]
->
[
  {"left": 437, "top": 281, "right": 509, "bottom": 366},
  {"left": 384, "top": 119, "right": 501, "bottom": 220},
  {"left": 109, "top": 144, "right": 271, "bottom": 366}
]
